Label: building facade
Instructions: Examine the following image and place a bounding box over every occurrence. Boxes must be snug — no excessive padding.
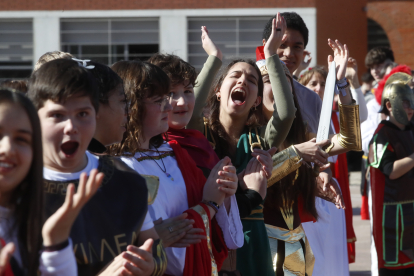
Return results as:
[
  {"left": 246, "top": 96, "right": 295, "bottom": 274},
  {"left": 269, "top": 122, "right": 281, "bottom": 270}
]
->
[{"left": 0, "top": 0, "right": 412, "bottom": 79}]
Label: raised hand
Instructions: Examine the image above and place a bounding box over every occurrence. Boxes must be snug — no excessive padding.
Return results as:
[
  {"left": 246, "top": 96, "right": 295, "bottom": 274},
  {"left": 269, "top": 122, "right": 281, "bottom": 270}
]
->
[
  {"left": 251, "top": 147, "right": 277, "bottom": 179},
  {"left": 294, "top": 50, "right": 312, "bottom": 77},
  {"left": 153, "top": 213, "right": 194, "bottom": 248},
  {"left": 327, "top": 39, "right": 349, "bottom": 81},
  {"left": 294, "top": 138, "right": 331, "bottom": 168},
  {"left": 346, "top": 57, "right": 361, "bottom": 89},
  {"left": 201, "top": 26, "right": 223, "bottom": 60},
  {"left": 42, "top": 169, "right": 104, "bottom": 246},
  {"left": 242, "top": 156, "right": 267, "bottom": 199},
  {"left": 264, "top": 12, "right": 287, "bottom": 58}
]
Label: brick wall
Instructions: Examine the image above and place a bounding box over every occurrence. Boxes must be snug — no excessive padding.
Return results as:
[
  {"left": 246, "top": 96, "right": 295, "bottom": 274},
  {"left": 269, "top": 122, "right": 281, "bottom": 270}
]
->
[
  {"left": 0, "top": 0, "right": 315, "bottom": 11},
  {"left": 315, "top": 0, "right": 368, "bottom": 78},
  {"left": 367, "top": 1, "right": 414, "bottom": 69}
]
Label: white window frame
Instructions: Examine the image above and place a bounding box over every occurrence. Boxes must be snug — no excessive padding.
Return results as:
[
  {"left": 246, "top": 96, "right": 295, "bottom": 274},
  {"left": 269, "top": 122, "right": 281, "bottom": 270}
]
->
[{"left": 0, "top": 8, "right": 316, "bottom": 68}]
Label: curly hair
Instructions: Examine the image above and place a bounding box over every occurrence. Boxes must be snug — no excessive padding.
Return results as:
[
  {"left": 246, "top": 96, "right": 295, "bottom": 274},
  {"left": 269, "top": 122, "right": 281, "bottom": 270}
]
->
[
  {"left": 262, "top": 12, "right": 309, "bottom": 47},
  {"left": 205, "top": 59, "right": 265, "bottom": 158},
  {"left": 365, "top": 47, "right": 394, "bottom": 68},
  {"left": 109, "top": 60, "right": 170, "bottom": 156},
  {"left": 148, "top": 53, "right": 197, "bottom": 88},
  {"left": 0, "top": 79, "right": 28, "bottom": 93},
  {"left": 298, "top": 66, "right": 328, "bottom": 87}
]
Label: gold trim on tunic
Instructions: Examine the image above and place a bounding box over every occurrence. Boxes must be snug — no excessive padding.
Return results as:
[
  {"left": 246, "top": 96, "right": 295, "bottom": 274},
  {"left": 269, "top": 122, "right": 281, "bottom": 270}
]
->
[
  {"left": 141, "top": 174, "right": 159, "bottom": 205},
  {"left": 191, "top": 205, "right": 218, "bottom": 276}
]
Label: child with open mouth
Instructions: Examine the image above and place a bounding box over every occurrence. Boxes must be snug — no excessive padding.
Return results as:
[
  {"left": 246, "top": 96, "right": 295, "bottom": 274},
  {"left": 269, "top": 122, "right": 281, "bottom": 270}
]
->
[{"left": 28, "top": 58, "right": 163, "bottom": 276}]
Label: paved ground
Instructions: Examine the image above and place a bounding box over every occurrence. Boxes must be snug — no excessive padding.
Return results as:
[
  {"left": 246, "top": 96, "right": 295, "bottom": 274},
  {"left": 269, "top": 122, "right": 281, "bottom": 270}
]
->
[{"left": 349, "top": 172, "right": 371, "bottom": 276}]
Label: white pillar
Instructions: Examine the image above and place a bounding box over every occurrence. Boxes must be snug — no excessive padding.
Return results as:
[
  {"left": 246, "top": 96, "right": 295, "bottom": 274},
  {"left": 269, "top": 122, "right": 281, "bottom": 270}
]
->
[
  {"left": 33, "top": 16, "right": 60, "bottom": 66},
  {"left": 159, "top": 15, "right": 188, "bottom": 61}
]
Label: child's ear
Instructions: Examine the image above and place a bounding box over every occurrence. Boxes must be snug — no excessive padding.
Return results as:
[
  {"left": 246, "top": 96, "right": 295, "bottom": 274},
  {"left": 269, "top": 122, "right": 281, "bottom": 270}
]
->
[
  {"left": 255, "top": 96, "right": 262, "bottom": 106},
  {"left": 386, "top": 101, "right": 392, "bottom": 113}
]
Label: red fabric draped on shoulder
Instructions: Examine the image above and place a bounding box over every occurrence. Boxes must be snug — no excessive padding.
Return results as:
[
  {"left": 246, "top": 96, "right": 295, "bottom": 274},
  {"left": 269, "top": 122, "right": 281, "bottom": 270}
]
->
[
  {"left": 0, "top": 238, "right": 14, "bottom": 276},
  {"left": 168, "top": 140, "right": 228, "bottom": 276}
]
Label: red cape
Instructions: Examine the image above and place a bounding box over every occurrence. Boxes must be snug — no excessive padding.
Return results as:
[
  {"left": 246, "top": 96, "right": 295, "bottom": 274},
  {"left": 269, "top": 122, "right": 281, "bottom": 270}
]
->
[
  {"left": 331, "top": 112, "right": 356, "bottom": 264},
  {"left": 369, "top": 125, "right": 414, "bottom": 270},
  {"left": 167, "top": 140, "right": 228, "bottom": 276},
  {"left": 166, "top": 128, "right": 220, "bottom": 171}
]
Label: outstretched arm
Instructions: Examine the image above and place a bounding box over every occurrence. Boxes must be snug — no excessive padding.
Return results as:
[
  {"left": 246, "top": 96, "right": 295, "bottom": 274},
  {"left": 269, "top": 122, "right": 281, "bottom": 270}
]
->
[
  {"left": 262, "top": 13, "right": 296, "bottom": 149},
  {"left": 187, "top": 26, "right": 223, "bottom": 132}
]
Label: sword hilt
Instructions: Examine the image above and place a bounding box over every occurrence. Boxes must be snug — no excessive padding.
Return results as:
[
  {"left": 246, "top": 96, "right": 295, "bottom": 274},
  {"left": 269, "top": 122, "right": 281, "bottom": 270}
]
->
[{"left": 312, "top": 142, "right": 334, "bottom": 177}]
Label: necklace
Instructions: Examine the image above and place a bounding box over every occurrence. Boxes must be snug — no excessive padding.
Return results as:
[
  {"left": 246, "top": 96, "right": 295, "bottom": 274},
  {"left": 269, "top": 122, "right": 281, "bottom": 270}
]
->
[{"left": 139, "top": 147, "right": 174, "bottom": 181}]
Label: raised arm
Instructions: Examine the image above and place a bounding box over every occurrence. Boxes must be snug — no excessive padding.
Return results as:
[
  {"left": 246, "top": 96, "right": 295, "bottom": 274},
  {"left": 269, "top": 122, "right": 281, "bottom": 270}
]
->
[
  {"left": 346, "top": 57, "right": 368, "bottom": 122},
  {"left": 261, "top": 13, "right": 296, "bottom": 149},
  {"left": 325, "top": 39, "right": 362, "bottom": 156},
  {"left": 187, "top": 26, "right": 223, "bottom": 132}
]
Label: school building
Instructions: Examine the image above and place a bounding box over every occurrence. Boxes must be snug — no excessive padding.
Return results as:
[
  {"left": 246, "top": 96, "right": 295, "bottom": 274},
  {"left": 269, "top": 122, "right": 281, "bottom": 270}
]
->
[{"left": 0, "top": 0, "right": 412, "bottom": 79}]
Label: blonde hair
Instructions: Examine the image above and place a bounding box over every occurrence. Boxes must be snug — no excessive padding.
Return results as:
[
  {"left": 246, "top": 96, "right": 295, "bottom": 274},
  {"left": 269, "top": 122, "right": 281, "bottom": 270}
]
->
[
  {"left": 34, "top": 51, "right": 74, "bottom": 72},
  {"left": 299, "top": 66, "right": 328, "bottom": 87}
]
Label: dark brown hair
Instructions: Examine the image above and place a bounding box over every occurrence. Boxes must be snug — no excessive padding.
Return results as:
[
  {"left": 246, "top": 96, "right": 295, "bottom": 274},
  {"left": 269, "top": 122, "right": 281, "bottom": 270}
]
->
[
  {"left": 109, "top": 60, "right": 170, "bottom": 155},
  {"left": 267, "top": 85, "right": 318, "bottom": 219},
  {"left": 0, "top": 89, "right": 44, "bottom": 276},
  {"left": 365, "top": 47, "right": 394, "bottom": 68},
  {"left": 88, "top": 61, "right": 123, "bottom": 105},
  {"left": 148, "top": 53, "right": 197, "bottom": 87},
  {"left": 28, "top": 59, "right": 99, "bottom": 112},
  {"left": 298, "top": 66, "right": 328, "bottom": 87},
  {"left": 0, "top": 79, "right": 28, "bottom": 94},
  {"left": 205, "top": 59, "right": 265, "bottom": 157}
]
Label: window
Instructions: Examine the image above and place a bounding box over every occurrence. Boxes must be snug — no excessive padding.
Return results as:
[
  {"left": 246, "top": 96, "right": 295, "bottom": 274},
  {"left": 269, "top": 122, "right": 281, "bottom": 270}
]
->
[
  {"left": 367, "top": 18, "right": 390, "bottom": 51},
  {"left": 61, "top": 18, "right": 159, "bottom": 65},
  {"left": 188, "top": 17, "right": 269, "bottom": 70},
  {"left": 0, "top": 20, "right": 33, "bottom": 80}
]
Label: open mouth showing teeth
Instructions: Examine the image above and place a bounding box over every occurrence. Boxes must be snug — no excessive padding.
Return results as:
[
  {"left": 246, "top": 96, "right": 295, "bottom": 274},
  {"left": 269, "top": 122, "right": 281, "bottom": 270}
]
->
[
  {"left": 61, "top": 141, "right": 79, "bottom": 156},
  {"left": 231, "top": 89, "right": 246, "bottom": 105},
  {"left": 0, "top": 162, "right": 13, "bottom": 168}
]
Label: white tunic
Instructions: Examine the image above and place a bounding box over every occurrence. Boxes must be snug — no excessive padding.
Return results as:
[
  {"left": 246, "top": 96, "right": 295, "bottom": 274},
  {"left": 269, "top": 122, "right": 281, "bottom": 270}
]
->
[
  {"left": 121, "top": 142, "right": 244, "bottom": 276},
  {"left": 302, "top": 178, "right": 349, "bottom": 276}
]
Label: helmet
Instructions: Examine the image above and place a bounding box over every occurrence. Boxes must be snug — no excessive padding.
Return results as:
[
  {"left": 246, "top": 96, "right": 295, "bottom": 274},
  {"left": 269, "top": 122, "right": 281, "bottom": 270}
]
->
[
  {"left": 380, "top": 82, "right": 414, "bottom": 126},
  {"left": 379, "top": 72, "right": 412, "bottom": 113}
]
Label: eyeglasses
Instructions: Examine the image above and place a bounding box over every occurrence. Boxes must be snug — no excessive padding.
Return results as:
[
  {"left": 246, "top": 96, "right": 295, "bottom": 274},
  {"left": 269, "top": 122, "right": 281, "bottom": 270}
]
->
[{"left": 145, "top": 95, "right": 170, "bottom": 110}]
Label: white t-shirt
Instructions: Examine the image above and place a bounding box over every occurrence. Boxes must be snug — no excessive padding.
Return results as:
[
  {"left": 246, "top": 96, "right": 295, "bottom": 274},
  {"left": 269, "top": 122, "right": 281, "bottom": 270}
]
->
[
  {"left": 0, "top": 206, "right": 77, "bottom": 275},
  {"left": 43, "top": 151, "right": 154, "bottom": 231},
  {"left": 121, "top": 142, "right": 244, "bottom": 276}
]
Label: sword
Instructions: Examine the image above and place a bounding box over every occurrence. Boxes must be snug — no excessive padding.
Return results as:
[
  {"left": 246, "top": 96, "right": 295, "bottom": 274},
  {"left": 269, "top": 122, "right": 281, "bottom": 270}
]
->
[{"left": 313, "top": 61, "right": 336, "bottom": 176}]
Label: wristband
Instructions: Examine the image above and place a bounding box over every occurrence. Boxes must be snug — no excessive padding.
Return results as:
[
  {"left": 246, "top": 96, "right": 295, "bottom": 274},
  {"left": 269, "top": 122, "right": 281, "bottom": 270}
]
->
[
  {"left": 202, "top": 200, "right": 220, "bottom": 213},
  {"left": 43, "top": 239, "right": 69, "bottom": 252},
  {"left": 335, "top": 78, "right": 349, "bottom": 96}
]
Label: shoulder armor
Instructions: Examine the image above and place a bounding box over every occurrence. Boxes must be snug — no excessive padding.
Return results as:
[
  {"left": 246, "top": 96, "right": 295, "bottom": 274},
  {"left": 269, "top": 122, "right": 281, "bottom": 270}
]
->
[{"left": 142, "top": 174, "right": 160, "bottom": 205}]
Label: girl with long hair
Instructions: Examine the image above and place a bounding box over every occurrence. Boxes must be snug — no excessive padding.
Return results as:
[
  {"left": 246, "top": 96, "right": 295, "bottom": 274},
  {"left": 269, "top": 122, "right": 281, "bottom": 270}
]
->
[
  {"left": 110, "top": 60, "right": 240, "bottom": 276},
  {"left": 188, "top": 14, "right": 296, "bottom": 276},
  {"left": 0, "top": 88, "right": 101, "bottom": 275}
]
